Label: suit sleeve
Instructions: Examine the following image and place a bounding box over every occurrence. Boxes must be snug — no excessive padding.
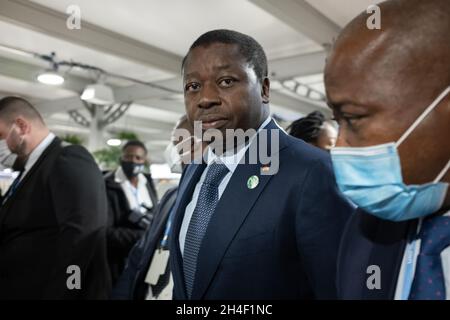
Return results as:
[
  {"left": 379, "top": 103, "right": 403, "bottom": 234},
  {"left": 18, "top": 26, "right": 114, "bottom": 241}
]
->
[
  {"left": 110, "top": 229, "right": 148, "bottom": 299},
  {"left": 295, "top": 157, "right": 355, "bottom": 299},
  {"left": 46, "top": 145, "right": 110, "bottom": 299},
  {"left": 106, "top": 194, "right": 145, "bottom": 261}
]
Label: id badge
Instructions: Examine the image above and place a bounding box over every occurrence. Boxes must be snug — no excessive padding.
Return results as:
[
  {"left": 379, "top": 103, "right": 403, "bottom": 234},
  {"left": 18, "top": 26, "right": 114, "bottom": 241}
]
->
[{"left": 144, "top": 249, "right": 170, "bottom": 285}]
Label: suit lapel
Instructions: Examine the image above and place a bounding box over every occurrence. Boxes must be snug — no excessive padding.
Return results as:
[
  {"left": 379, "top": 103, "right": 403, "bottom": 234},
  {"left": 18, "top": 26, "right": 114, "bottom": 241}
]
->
[
  {"left": 169, "top": 163, "right": 206, "bottom": 299},
  {"left": 363, "top": 218, "right": 414, "bottom": 299},
  {"left": 191, "top": 120, "right": 289, "bottom": 299}
]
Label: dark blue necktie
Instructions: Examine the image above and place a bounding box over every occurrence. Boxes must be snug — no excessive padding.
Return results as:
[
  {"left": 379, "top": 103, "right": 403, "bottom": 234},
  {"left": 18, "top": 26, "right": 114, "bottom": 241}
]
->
[
  {"left": 183, "top": 162, "right": 229, "bottom": 298},
  {"left": 409, "top": 215, "right": 450, "bottom": 300},
  {"left": 1, "top": 170, "right": 24, "bottom": 205}
]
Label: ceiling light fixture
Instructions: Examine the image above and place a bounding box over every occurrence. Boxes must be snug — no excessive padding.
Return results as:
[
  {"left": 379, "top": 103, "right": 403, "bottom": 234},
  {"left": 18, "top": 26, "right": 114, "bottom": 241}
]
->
[
  {"left": 81, "top": 83, "right": 115, "bottom": 105},
  {"left": 37, "top": 70, "right": 65, "bottom": 85},
  {"left": 106, "top": 138, "right": 122, "bottom": 147},
  {"left": 36, "top": 52, "right": 65, "bottom": 86}
]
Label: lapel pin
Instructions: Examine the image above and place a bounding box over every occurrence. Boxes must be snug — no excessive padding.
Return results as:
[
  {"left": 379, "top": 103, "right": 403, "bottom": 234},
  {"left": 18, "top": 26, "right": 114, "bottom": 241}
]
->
[{"left": 247, "top": 175, "right": 259, "bottom": 189}]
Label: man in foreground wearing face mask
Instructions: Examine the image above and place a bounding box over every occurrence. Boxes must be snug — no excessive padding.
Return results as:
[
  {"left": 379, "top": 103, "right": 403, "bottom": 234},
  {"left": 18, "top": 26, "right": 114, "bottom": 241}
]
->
[
  {"left": 104, "top": 140, "right": 158, "bottom": 286},
  {"left": 112, "top": 115, "right": 201, "bottom": 299},
  {"left": 0, "top": 96, "right": 110, "bottom": 299},
  {"left": 325, "top": 0, "right": 450, "bottom": 299}
]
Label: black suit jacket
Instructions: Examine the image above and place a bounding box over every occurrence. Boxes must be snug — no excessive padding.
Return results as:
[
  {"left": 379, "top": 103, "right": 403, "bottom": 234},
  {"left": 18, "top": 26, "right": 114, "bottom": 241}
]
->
[
  {"left": 0, "top": 137, "right": 111, "bottom": 299},
  {"left": 104, "top": 171, "right": 158, "bottom": 285},
  {"left": 112, "top": 187, "right": 178, "bottom": 299},
  {"left": 169, "top": 120, "right": 355, "bottom": 300},
  {"left": 337, "top": 210, "right": 415, "bottom": 299}
]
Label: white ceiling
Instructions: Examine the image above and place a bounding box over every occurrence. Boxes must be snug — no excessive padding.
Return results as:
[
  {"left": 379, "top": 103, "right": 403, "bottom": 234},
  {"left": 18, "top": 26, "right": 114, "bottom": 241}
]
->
[
  {"left": 306, "top": 0, "right": 384, "bottom": 27},
  {"left": 0, "top": 0, "right": 379, "bottom": 163},
  {"left": 30, "top": 0, "right": 322, "bottom": 60},
  {"left": 0, "top": 73, "right": 76, "bottom": 100},
  {"left": 0, "top": 19, "right": 173, "bottom": 83}
]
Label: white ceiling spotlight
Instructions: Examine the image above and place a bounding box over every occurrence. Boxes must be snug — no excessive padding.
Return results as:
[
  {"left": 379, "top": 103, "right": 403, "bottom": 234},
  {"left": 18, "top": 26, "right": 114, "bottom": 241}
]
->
[
  {"left": 106, "top": 138, "right": 122, "bottom": 147},
  {"left": 81, "top": 83, "right": 115, "bottom": 105},
  {"left": 36, "top": 51, "right": 65, "bottom": 86},
  {"left": 37, "top": 70, "right": 65, "bottom": 85}
]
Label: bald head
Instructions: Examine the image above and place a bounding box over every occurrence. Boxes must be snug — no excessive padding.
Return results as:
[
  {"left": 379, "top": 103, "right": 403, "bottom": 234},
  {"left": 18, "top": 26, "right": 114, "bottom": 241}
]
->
[
  {"left": 0, "top": 96, "right": 45, "bottom": 126},
  {"left": 0, "top": 96, "right": 49, "bottom": 161},
  {"left": 325, "top": 0, "right": 450, "bottom": 187},
  {"left": 330, "top": 0, "right": 449, "bottom": 97}
]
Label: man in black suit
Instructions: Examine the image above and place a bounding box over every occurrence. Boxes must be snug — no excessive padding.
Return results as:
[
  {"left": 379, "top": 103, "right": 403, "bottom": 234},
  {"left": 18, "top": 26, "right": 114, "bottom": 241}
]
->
[
  {"left": 0, "top": 96, "right": 110, "bottom": 299},
  {"left": 104, "top": 140, "right": 158, "bottom": 285},
  {"left": 169, "top": 29, "right": 355, "bottom": 300},
  {"left": 112, "top": 115, "right": 202, "bottom": 299},
  {"left": 324, "top": 0, "right": 450, "bottom": 299}
]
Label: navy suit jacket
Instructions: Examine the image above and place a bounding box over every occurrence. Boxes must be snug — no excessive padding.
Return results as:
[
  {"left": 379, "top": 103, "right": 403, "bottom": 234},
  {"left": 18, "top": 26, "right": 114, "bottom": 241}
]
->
[
  {"left": 169, "top": 120, "right": 355, "bottom": 300},
  {"left": 337, "top": 210, "right": 417, "bottom": 299}
]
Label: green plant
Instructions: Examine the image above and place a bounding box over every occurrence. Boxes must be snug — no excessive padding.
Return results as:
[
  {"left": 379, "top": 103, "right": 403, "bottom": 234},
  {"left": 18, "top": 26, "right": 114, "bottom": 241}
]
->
[
  {"left": 60, "top": 134, "right": 83, "bottom": 145},
  {"left": 93, "top": 147, "right": 121, "bottom": 171},
  {"left": 117, "top": 131, "right": 139, "bottom": 141},
  {"left": 93, "top": 131, "right": 140, "bottom": 170}
]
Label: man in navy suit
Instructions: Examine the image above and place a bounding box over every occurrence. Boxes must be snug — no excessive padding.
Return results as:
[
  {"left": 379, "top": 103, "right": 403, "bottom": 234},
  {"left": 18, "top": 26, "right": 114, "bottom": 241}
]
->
[
  {"left": 169, "top": 29, "right": 354, "bottom": 300},
  {"left": 324, "top": 0, "right": 450, "bottom": 299}
]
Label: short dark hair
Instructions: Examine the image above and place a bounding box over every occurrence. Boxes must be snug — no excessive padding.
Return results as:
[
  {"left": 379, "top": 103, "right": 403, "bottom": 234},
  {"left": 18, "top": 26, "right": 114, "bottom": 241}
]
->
[
  {"left": 122, "top": 140, "right": 147, "bottom": 155},
  {"left": 182, "top": 29, "right": 268, "bottom": 82},
  {"left": 288, "top": 111, "right": 326, "bottom": 143},
  {"left": 0, "top": 96, "right": 44, "bottom": 124}
]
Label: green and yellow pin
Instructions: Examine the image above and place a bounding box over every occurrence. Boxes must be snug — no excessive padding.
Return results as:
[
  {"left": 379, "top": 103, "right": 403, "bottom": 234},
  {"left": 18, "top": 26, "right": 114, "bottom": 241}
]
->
[{"left": 247, "top": 175, "right": 259, "bottom": 189}]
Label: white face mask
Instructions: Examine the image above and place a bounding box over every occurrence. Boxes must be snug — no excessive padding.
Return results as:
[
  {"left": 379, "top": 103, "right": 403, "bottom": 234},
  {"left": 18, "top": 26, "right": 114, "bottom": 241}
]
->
[
  {"left": 0, "top": 140, "right": 17, "bottom": 169},
  {"left": 0, "top": 125, "right": 18, "bottom": 169},
  {"left": 164, "top": 142, "right": 183, "bottom": 174}
]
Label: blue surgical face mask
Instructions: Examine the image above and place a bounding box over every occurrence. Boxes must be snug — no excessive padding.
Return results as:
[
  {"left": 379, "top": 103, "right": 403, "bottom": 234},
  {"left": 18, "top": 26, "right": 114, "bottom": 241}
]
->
[{"left": 331, "top": 86, "right": 450, "bottom": 221}]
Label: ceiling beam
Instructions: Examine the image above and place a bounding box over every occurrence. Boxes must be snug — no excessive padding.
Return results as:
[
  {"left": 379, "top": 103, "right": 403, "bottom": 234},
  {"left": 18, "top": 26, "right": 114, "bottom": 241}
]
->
[
  {"left": 46, "top": 113, "right": 174, "bottom": 136},
  {"left": 0, "top": 55, "right": 88, "bottom": 93},
  {"left": 0, "top": 54, "right": 185, "bottom": 112},
  {"left": 0, "top": 0, "right": 182, "bottom": 73},
  {"left": 114, "top": 77, "right": 183, "bottom": 102},
  {"left": 111, "top": 115, "right": 175, "bottom": 132},
  {"left": 270, "top": 90, "right": 331, "bottom": 117},
  {"left": 35, "top": 96, "right": 84, "bottom": 115},
  {"left": 249, "top": 0, "right": 341, "bottom": 47},
  {"left": 135, "top": 98, "right": 186, "bottom": 115},
  {"left": 269, "top": 51, "right": 326, "bottom": 80}
]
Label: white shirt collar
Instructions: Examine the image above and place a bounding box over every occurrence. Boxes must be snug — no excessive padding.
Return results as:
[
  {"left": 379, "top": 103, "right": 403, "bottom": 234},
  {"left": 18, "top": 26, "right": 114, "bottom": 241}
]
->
[
  {"left": 24, "top": 132, "right": 55, "bottom": 173},
  {"left": 115, "top": 165, "right": 152, "bottom": 211},
  {"left": 206, "top": 116, "right": 272, "bottom": 174}
]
